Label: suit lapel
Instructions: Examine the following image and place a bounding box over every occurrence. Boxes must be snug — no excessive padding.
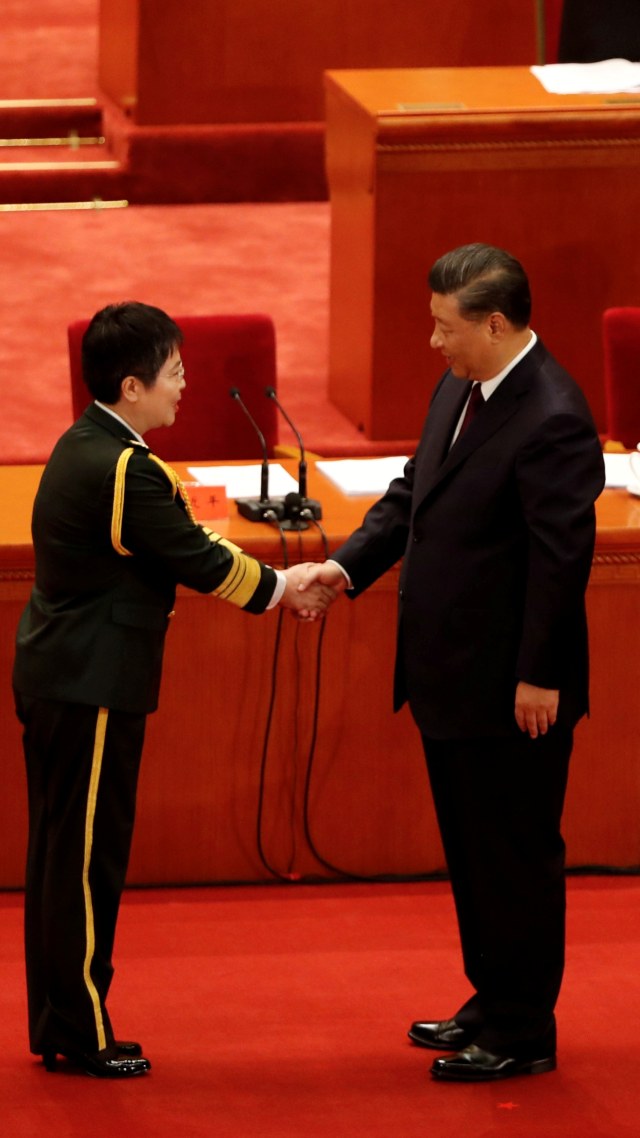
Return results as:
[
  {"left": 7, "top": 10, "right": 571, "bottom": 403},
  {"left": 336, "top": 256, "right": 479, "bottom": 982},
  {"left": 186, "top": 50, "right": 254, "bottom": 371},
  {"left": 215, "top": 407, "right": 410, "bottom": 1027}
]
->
[
  {"left": 414, "top": 341, "right": 544, "bottom": 508},
  {"left": 413, "top": 378, "right": 471, "bottom": 495}
]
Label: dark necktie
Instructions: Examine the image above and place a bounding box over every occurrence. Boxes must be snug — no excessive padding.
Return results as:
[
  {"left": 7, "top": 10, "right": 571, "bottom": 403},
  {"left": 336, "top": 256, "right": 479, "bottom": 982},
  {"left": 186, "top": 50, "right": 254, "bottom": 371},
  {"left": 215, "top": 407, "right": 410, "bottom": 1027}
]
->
[{"left": 457, "top": 381, "right": 484, "bottom": 438}]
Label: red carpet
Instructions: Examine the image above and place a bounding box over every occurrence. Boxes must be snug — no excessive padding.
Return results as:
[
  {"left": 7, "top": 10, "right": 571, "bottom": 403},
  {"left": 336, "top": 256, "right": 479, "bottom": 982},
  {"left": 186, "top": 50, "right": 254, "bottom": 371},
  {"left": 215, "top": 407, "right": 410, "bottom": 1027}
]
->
[
  {"left": 2, "top": 0, "right": 98, "bottom": 99},
  {"left": 1, "top": 878, "right": 640, "bottom": 1137}
]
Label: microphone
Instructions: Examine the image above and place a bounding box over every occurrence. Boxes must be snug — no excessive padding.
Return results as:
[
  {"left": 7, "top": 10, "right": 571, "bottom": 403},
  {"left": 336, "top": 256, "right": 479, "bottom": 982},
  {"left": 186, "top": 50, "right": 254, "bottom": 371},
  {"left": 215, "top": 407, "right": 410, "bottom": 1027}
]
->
[
  {"left": 264, "top": 386, "right": 322, "bottom": 525},
  {"left": 229, "top": 387, "right": 284, "bottom": 522},
  {"left": 279, "top": 491, "right": 309, "bottom": 532}
]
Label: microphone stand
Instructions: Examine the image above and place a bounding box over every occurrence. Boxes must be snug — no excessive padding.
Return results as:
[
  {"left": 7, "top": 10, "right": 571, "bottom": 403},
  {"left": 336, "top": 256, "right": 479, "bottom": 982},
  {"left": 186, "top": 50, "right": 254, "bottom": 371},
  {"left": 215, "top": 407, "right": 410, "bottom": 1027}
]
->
[
  {"left": 264, "top": 386, "right": 322, "bottom": 529},
  {"left": 229, "top": 387, "right": 285, "bottom": 521}
]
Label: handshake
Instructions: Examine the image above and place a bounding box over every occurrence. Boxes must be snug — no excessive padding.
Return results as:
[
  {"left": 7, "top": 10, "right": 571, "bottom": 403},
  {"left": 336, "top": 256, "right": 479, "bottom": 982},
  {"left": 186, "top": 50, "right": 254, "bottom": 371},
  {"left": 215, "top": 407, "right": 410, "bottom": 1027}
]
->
[{"left": 279, "top": 561, "right": 347, "bottom": 622}]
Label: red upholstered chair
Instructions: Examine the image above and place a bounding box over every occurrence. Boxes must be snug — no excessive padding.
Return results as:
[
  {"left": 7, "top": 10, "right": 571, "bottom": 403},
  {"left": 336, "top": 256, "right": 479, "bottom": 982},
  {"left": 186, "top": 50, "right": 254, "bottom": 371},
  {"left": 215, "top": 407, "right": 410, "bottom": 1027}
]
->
[
  {"left": 602, "top": 308, "right": 640, "bottom": 450},
  {"left": 67, "top": 313, "right": 279, "bottom": 460}
]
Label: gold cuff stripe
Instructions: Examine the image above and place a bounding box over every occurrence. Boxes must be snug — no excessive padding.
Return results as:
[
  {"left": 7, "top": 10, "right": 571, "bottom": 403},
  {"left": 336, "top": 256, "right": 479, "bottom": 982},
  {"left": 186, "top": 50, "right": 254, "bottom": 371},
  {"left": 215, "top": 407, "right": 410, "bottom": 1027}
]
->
[
  {"left": 209, "top": 532, "right": 262, "bottom": 608},
  {"left": 207, "top": 532, "right": 243, "bottom": 555},
  {"left": 82, "top": 707, "right": 109, "bottom": 1053},
  {"left": 111, "top": 448, "right": 134, "bottom": 556}
]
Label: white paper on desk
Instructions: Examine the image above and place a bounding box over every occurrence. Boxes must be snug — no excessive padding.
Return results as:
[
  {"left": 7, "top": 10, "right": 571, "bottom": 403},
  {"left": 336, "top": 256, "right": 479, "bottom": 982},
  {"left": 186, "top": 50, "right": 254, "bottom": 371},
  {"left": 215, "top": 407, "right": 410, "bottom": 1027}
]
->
[
  {"left": 187, "top": 463, "right": 299, "bottom": 497},
  {"left": 603, "top": 453, "right": 633, "bottom": 488},
  {"left": 316, "top": 456, "right": 409, "bottom": 495},
  {"left": 531, "top": 59, "right": 640, "bottom": 95}
]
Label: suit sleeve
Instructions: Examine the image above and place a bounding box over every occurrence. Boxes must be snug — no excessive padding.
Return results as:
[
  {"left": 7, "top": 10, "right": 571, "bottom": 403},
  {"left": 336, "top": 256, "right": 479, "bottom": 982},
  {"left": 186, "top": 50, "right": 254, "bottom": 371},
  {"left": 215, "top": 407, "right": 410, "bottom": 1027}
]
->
[
  {"left": 332, "top": 457, "right": 415, "bottom": 596},
  {"left": 108, "top": 450, "right": 277, "bottom": 614},
  {"left": 515, "top": 412, "right": 605, "bottom": 686}
]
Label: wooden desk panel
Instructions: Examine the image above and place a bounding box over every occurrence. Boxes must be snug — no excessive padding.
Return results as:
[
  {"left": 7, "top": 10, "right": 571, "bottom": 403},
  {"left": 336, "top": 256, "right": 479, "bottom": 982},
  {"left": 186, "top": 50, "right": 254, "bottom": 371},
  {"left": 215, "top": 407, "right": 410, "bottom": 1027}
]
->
[
  {"left": 1, "top": 464, "right": 639, "bottom": 887},
  {"left": 325, "top": 67, "right": 640, "bottom": 439}
]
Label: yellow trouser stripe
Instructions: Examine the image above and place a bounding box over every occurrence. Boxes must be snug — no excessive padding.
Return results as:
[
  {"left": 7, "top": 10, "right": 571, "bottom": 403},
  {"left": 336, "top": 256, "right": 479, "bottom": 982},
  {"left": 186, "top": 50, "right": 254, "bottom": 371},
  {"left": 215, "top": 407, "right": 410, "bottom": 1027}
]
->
[{"left": 82, "top": 707, "right": 109, "bottom": 1052}]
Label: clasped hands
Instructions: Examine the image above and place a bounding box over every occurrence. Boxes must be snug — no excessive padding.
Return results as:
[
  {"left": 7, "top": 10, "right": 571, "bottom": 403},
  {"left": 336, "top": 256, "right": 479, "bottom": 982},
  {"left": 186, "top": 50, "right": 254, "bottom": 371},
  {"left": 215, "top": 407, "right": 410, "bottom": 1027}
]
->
[{"left": 279, "top": 561, "right": 346, "bottom": 622}]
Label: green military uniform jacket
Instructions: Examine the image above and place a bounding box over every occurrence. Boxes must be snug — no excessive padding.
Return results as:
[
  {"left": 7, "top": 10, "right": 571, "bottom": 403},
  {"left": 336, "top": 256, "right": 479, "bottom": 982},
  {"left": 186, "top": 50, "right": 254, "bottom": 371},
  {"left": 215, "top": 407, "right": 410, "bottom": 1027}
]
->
[{"left": 13, "top": 403, "right": 277, "bottom": 714}]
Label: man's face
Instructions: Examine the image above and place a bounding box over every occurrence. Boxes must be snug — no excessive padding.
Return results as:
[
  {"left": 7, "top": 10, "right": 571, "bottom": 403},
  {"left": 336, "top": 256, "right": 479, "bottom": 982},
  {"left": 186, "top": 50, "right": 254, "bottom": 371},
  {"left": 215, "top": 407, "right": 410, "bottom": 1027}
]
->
[
  {"left": 135, "top": 347, "right": 186, "bottom": 432},
  {"left": 429, "top": 292, "right": 495, "bottom": 381}
]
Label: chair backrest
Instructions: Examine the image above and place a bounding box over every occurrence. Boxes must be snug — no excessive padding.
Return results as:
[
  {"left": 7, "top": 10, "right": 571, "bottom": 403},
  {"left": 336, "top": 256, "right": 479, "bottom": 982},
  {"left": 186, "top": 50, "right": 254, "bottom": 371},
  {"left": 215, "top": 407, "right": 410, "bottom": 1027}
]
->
[
  {"left": 602, "top": 307, "right": 640, "bottom": 449},
  {"left": 67, "top": 313, "right": 279, "bottom": 460}
]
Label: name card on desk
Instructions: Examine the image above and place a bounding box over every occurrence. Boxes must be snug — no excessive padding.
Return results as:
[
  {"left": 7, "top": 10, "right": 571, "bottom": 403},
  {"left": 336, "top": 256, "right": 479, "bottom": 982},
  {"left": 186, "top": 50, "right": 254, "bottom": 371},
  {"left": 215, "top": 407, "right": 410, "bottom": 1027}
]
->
[{"left": 182, "top": 482, "right": 228, "bottom": 520}]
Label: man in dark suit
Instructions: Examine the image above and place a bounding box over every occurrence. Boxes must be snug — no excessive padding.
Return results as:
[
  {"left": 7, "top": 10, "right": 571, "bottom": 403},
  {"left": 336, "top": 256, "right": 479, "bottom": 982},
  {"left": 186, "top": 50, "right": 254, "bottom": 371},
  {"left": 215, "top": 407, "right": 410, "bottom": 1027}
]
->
[
  {"left": 13, "top": 301, "right": 332, "bottom": 1079},
  {"left": 300, "top": 244, "right": 605, "bottom": 1081}
]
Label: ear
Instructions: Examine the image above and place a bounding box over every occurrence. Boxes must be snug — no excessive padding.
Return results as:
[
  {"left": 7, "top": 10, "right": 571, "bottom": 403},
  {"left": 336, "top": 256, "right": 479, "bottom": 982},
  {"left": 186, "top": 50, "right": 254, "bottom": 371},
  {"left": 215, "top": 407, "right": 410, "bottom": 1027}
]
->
[
  {"left": 487, "top": 312, "right": 507, "bottom": 340},
  {"left": 120, "top": 375, "right": 141, "bottom": 404}
]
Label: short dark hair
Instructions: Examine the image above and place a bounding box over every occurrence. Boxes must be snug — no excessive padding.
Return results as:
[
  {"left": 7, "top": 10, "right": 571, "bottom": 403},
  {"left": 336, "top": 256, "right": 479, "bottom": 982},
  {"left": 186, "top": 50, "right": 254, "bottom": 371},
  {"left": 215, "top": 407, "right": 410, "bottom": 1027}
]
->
[
  {"left": 428, "top": 244, "right": 531, "bottom": 328},
  {"left": 81, "top": 301, "right": 183, "bottom": 403}
]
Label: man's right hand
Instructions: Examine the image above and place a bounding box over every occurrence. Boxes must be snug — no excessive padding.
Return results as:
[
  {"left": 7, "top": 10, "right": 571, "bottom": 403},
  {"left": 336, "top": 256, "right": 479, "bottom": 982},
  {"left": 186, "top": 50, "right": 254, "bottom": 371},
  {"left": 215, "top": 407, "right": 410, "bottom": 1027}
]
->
[
  {"left": 296, "top": 560, "right": 349, "bottom": 595},
  {"left": 279, "top": 563, "right": 338, "bottom": 621}
]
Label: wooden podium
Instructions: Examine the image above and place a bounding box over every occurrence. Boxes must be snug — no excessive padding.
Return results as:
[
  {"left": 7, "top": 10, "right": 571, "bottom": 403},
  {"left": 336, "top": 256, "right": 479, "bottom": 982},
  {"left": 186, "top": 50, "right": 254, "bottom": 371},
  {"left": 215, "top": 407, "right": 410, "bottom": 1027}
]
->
[{"left": 325, "top": 67, "right": 640, "bottom": 439}]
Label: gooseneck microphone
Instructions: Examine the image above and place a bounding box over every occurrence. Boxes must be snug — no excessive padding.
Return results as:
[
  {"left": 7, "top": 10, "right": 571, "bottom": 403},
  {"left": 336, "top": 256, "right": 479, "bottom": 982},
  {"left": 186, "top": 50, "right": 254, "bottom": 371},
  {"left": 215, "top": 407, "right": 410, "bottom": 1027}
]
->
[
  {"left": 264, "top": 386, "right": 322, "bottom": 528},
  {"left": 265, "top": 385, "right": 308, "bottom": 498},
  {"left": 229, "top": 387, "right": 284, "bottom": 521}
]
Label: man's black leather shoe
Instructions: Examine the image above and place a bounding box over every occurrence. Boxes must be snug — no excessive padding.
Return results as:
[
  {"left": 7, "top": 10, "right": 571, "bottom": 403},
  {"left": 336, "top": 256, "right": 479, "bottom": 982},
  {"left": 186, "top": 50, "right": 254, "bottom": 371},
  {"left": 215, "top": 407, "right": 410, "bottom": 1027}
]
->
[
  {"left": 408, "top": 1018, "right": 477, "bottom": 1051},
  {"left": 430, "top": 1043, "right": 556, "bottom": 1082},
  {"left": 42, "top": 1047, "right": 151, "bottom": 1078}
]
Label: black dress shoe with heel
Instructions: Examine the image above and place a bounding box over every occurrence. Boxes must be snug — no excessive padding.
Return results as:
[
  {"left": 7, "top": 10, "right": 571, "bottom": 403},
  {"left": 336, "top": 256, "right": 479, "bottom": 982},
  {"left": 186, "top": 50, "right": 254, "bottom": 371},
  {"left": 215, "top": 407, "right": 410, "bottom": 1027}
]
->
[
  {"left": 430, "top": 1043, "right": 556, "bottom": 1082},
  {"left": 42, "top": 1046, "right": 150, "bottom": 1078},
  {"left": 408, "top": 1017, "right": 478, "bottom": 1051}
]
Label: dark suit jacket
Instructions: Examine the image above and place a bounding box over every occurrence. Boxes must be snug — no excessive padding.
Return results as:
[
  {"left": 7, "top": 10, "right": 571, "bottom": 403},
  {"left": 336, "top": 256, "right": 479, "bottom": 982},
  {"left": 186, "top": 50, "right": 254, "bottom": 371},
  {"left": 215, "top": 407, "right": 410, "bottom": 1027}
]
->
[
  {"left": 333, "top": 339, "right": 606, "bottom": 739},
  {"left": 13, "top": 404, "right": 277, "bottom": 715}
]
